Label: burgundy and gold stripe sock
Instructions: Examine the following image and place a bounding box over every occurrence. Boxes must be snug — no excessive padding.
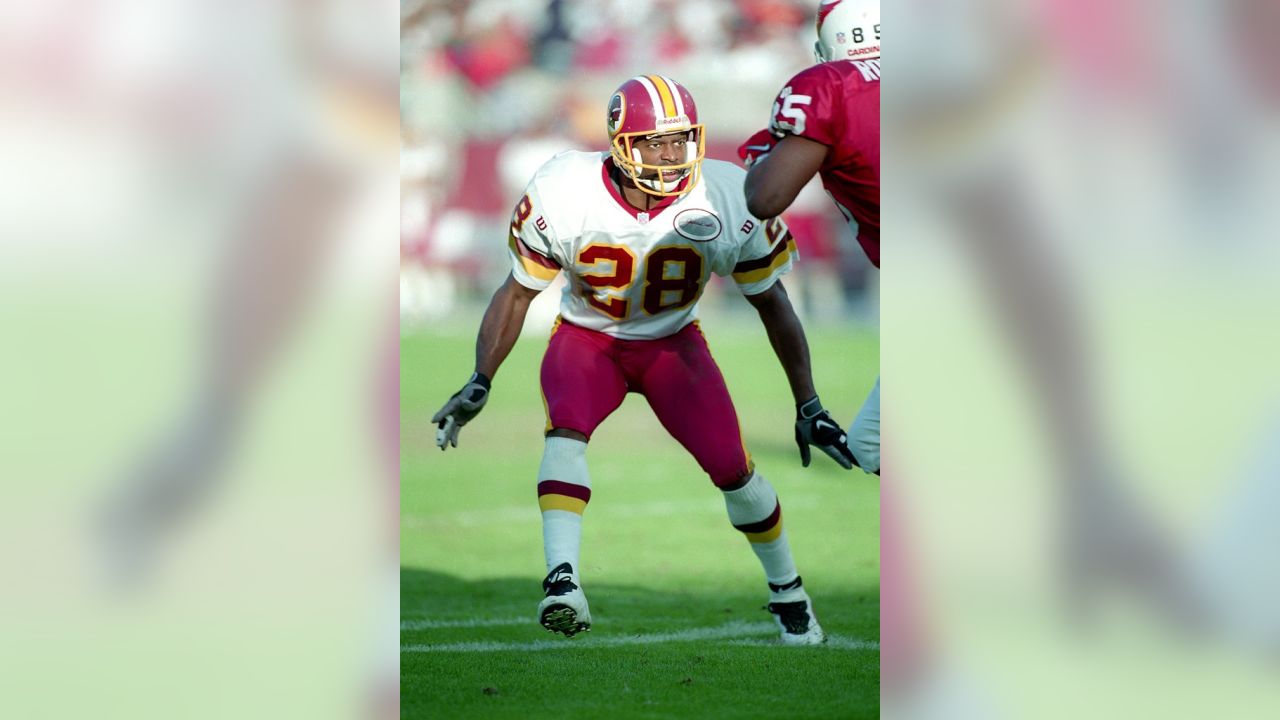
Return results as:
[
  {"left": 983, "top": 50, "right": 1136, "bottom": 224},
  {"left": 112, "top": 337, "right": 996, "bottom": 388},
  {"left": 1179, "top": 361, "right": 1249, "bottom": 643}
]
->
[
  {"left": 723, "top": 472, "right": 800, "bottom": 588},
  {"left": 538, "top": 437, "right": 591, "bottom": 575}
]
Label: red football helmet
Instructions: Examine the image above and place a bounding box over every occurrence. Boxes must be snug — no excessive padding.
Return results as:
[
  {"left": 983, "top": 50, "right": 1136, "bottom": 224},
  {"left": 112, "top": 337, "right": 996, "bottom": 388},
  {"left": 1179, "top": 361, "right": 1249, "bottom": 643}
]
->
[{"left": 606, "top": 75, "right": 706, "bottom": 197}]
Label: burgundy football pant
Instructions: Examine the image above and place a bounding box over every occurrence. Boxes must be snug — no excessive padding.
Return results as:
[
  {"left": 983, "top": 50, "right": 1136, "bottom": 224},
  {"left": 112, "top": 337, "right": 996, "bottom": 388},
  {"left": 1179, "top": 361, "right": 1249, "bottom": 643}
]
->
[{"left": 540, "top": 319, "right": 753, "bottom": 488}]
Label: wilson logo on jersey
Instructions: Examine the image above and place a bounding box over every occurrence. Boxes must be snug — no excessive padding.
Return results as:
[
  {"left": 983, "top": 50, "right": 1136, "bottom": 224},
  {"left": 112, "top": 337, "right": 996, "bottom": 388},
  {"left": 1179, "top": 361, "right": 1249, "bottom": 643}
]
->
[{"left": 673, "top": 209, "right": 722, "bottom": 242}]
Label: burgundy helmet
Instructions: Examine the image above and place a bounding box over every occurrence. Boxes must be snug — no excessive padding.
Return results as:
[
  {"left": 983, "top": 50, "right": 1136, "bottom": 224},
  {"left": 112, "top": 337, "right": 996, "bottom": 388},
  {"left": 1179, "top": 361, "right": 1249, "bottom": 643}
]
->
[{"left": 606, "top": 75, "right": 706, "bottom": 197}]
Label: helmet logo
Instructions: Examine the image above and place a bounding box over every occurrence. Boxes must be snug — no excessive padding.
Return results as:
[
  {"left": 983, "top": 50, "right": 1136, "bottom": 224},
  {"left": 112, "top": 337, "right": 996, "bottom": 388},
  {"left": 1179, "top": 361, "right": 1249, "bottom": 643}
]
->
[
  {"left": 817, "top": 0, "right": 844, "bottom": 29},
  {"left": 607, "top": 93, "right": 625, "bottom": 136}
]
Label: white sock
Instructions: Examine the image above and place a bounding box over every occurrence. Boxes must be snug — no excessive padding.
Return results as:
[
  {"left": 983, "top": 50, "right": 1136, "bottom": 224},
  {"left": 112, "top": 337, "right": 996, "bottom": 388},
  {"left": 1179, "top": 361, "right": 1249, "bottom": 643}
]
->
[
  {"left": 722, "top": 472, "right": 800, "bottom": 588},
  {"left": 537, "top": 436, "right": 591, "bottom": 575}
]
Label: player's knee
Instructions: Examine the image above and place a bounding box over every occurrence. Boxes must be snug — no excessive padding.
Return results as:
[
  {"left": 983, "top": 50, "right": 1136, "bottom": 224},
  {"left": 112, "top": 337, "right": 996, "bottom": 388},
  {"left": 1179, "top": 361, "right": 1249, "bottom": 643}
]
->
[
  {"left": 547, "top": 427, "right": 589, "bottom": 443},
  {"left": 540, "top": 431, "right": 588, "bottom": 473},
  {"left": 710, "top": 464, "right": 753, "bottom": 490}
]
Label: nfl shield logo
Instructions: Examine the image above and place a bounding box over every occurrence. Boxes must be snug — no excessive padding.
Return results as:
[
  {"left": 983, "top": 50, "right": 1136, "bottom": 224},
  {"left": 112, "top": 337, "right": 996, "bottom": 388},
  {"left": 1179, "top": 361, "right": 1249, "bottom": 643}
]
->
[{"left": 836, "top": 32, "right": 846, "bottom": 44}]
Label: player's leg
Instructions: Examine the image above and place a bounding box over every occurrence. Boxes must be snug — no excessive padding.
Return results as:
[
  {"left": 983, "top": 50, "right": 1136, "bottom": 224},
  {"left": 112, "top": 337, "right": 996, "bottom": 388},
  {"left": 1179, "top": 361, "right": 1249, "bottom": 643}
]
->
[
  {"left": 630, "top": 323, "right": 825, "bottom": 644},
  {"left": 535, "top": 321, "right": 628, "bottom": 636},
  {"left": 848, "top": 376, "right": 880, "bottom": 475}
]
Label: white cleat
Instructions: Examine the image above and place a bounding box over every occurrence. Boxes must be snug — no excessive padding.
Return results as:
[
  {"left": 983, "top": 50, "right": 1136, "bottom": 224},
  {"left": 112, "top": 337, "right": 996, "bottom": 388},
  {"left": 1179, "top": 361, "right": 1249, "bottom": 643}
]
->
[
  {"left": 767, "top": 581, "right": 827, "bottom": 646},
  {"left": 538, "top": 562, "right": 592, "bottom": 637}
]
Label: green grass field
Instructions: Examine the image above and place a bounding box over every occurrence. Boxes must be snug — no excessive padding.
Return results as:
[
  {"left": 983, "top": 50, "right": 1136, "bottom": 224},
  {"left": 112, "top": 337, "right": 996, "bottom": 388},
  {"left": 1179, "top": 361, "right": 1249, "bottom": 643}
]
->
[{"left": 402, "top": 310, "right": 880, "bottom": 719}]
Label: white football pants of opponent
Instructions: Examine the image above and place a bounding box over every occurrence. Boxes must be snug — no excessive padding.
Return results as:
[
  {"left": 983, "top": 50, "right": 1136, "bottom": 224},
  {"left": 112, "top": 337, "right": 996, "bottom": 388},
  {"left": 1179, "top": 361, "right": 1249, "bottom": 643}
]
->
[{"left": 849, "top": 376, "right": 880, "bottom": 475}]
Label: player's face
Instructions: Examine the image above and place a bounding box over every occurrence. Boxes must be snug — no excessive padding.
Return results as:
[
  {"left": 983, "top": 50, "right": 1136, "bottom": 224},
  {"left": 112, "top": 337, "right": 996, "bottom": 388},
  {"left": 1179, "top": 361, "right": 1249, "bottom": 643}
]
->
[{"left": 635, "top": 132, "right": 689, "bottom": 182}]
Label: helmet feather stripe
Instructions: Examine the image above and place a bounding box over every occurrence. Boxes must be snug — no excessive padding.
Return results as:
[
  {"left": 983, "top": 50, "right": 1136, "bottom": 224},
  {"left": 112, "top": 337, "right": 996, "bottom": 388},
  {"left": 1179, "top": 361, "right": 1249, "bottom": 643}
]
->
[
  {"left": 645, "top": 74, "right": 678, "bottom": 118},
  {"left": 634, "top": 76, "right": 665, "bottom": 120},
  {"left": 658, "top": 75, "right": 685, "bottom": 117}
]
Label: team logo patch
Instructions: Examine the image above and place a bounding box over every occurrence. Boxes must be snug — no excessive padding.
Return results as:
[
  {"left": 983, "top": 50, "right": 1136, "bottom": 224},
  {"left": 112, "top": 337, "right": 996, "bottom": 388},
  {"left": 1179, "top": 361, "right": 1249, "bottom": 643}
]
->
[
  {"left": 607, "top": 93, "right": 625, "bottom": 136},
  {"left": 836, "top": 32, "right": 846, "bottom": 44},
  {"left": 673, "top": 209, "right": 722, "bottom": 242}
]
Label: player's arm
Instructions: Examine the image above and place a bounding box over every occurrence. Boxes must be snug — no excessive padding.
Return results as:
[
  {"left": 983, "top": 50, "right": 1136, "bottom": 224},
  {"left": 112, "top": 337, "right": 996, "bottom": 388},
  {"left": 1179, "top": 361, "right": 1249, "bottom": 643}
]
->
[
  {"left": 743, "top": 134, "right": 828, "bottom": 220},
  {"left": 432, "top": 273, "right": 541, "bottom": 449},
  {"left": 744, "top": 280, "right": 815, "bottom": 402},
  {"left": 745, "top": 281, "right": 857, "bottom": 470},
  {"left": 475, "top": 273, "right": 540, "bottom": 379}
]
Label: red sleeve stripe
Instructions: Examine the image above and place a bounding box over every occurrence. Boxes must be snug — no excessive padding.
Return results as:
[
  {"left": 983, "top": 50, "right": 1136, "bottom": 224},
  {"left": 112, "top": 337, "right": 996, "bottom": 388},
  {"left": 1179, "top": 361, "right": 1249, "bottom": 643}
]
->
[
  {"left": 537, "top": 480, "right": 591, "bottom": 503},
  {"left": 732, "top": 232, "right": 792, "bottom": 273},
  {"left": 511, "top": 233, "right": 560, "bottom": 269}
]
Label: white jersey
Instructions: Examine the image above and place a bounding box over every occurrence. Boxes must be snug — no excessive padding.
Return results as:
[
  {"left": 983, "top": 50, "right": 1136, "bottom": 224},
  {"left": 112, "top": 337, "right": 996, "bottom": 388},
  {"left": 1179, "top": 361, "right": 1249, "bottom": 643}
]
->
[{"left": 506, "top": 151, "right": 796, "bottom": 340}]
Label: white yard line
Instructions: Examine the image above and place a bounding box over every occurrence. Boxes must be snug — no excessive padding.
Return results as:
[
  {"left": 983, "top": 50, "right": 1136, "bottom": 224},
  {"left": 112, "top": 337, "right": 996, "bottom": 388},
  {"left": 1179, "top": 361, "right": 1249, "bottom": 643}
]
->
[
  {"left": 825, "top": 636, "right": 880, "bottom": 651},
  {"left": 401, "top": 620, "right": 773, "bottom": 652},
  {"left": 726, "top": 635, "right": 880, "bottom": 651},
  {"left": 400, "top": 620, "right": 879, "bottom": 652}
]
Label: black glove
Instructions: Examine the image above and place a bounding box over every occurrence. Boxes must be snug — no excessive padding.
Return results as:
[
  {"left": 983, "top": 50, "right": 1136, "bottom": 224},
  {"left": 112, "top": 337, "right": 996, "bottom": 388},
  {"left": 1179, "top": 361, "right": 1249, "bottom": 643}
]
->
[
  {"left": 432, "top": 372, "right": 491, "bottom": 450},
  {"left": 794, "top": 396, "right": 858, "bottom": 470}
]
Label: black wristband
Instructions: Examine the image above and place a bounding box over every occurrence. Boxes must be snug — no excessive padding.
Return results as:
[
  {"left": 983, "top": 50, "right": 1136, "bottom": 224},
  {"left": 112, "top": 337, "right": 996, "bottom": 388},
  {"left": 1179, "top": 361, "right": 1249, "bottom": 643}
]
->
[
  {"left": 469, "top": 372, "right": 492, "bottom": 390},
  {"left": 797, "top": 396, "right": 822, "bottom": 420}
]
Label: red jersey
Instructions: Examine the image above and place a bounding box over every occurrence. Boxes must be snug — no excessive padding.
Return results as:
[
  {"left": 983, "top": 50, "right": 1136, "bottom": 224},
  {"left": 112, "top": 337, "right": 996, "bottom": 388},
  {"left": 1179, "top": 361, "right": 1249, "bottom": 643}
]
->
[{"left": 768, "top": 59, "right": 880, "bottom": 267}]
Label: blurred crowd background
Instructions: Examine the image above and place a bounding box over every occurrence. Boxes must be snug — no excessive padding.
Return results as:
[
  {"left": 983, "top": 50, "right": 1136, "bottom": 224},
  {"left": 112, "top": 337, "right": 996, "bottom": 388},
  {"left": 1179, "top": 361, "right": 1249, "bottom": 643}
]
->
[
  {"left": 400, "top": 0, "right": 877, "bottom": 330},
  {"left": 0, "top": 0, "right": 1277, "bottom": 718}
]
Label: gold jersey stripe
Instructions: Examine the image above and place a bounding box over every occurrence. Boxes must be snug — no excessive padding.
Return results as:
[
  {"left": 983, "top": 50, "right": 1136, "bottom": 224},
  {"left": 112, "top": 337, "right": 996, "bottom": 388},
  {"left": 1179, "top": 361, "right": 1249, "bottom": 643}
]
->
[
  {"left": 510, "top": 234, "right": 560, "bottom": 281},
  {"left": 520, "top": 256, "right": 559, "bottom": 281},
  {"left": 732, "top": 238, "right": 795, "bottom": 285}
]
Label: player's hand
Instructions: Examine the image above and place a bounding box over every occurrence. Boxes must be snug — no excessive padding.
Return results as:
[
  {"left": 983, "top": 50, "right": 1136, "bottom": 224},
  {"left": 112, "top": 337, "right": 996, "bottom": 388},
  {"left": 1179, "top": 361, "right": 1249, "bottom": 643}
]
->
[
  {"left": 432, "top": 372, "right": 491, "bottom": 450},
  {"left": 738, "top": 128, "right": 779, "bottom": 169},
  {"left": 794, "top": 396, "right": 858, "bottom": 470}
]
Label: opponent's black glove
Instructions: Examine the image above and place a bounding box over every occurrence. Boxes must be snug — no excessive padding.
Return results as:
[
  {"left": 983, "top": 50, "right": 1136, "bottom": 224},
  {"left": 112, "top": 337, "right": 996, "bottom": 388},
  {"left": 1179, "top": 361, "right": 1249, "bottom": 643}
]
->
[
  {"left": 794, "top": 396, "right": 858, "bottom": 470},
  {"left": 432, "top": 372, "right": 491, "bottom": 450}
]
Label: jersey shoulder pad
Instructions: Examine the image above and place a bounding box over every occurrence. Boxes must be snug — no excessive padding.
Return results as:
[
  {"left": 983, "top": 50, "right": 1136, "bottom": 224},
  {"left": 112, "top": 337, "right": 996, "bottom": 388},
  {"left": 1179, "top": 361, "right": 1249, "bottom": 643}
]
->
[
  {"left": 531, "top": 150, "right": 606, "bottom": 186},
  {"left": 524, "top": 150, "right": 607, "bottom": 223},
  {"left": 783, "top": 62, "right": 838, "bottom": 93},
  {"left": 699, "top": 157, "right": 748, "bottom": 185},
  {"left": 696, "top": 159, "right": 754, "bottom": 222}
]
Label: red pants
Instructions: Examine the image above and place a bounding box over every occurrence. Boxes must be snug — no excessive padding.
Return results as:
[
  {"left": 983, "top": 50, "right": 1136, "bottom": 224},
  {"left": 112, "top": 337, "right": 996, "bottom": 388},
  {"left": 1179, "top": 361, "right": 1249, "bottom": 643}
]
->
[{"left": 540, "top": 320, "right": 752, "bottom": 488}]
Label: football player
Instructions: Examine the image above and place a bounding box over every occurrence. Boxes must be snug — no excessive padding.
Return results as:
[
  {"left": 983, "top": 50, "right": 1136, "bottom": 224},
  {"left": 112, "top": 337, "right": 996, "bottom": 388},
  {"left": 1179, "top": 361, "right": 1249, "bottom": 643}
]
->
[
  {"left": 433, "top": 74, "right": 855, "bottom": 645},
  {"left": 739, "top": 0, "right": 881, "bottom": 476}
]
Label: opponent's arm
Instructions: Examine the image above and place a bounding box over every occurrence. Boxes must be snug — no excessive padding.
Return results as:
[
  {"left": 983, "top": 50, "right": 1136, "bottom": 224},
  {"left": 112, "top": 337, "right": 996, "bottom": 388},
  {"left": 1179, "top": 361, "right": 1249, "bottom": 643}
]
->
[
  {"left": 742, "top": 133, "right": 828, "bottom": 220},
  {"left": 433, "top": 274, "right": 541, "bottom": 449},
  {"left": 745, "top": 281, "right": 856, "bottom": 470}
]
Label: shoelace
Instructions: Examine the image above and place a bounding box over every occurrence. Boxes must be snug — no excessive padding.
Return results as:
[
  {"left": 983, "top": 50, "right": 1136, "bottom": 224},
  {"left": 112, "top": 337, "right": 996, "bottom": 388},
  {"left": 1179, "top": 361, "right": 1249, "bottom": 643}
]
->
[{"left": 766, "top": 600, "right": 812, "bottom": 634}]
